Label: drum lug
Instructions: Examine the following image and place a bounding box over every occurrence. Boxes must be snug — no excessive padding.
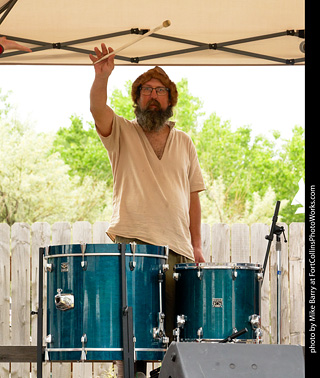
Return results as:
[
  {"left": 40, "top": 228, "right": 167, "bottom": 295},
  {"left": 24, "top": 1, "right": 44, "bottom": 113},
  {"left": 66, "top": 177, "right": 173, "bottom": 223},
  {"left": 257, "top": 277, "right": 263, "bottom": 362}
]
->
[
  {"left": 46, "top": 263, "right": 53, "bottom": 272},
  {"left": 81, "top": 243, "right": 87, "bottom": 270},
  {"left": 197, "top": 268, "right": 203, "bottom": 280},
  {"left": 55, "top": 288, "right": 74, "bottom": 311},
  {"left": 173, "top": 315, "right": 186, "bottom": 342},
  {"left": 232, "top": 269, "right": 238, "bottom": 280},
  {"left": 173, "top": 327, "right": 181, "bottom": 342},
  {"left": 45, "top": 334, "right": 54, "bottom": 344},
  {"left": 129, "top": 242, "right": 136, "bottom": 270},
  {"left": 162, "top": 263, "right": 169, "bottom": 272},
  {"left": 44, "top": 334, "right": 54, "bottom": 361},
  {"left": 249, "top": 314, "right": 261, "bottom": 328},
  {"left": 197, "top": 327, "right": 203, "bottom": 341},
  {"left": 256, "top": 272, "right": 263, "bottom": 281},
  {"left": 81, "top": 334, "right": 87, "bottom": 361},
  {"left": 173, "top": 272, "right": 180, "bottom": 281}
]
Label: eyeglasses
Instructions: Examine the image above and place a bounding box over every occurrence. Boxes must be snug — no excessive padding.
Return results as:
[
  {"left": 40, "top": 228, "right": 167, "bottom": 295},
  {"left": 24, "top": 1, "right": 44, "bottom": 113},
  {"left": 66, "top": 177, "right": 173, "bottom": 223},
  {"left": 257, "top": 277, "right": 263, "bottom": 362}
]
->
[{"left": 140, "top": 86, "right": 169, "bottom": 96}]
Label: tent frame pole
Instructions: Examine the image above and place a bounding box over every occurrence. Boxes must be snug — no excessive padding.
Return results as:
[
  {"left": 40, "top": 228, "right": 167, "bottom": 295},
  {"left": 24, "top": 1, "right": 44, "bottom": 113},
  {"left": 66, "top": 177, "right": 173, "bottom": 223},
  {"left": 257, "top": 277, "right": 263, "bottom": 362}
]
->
[{"left": 0, "top": 28, "right": 305, "bottom": 65}]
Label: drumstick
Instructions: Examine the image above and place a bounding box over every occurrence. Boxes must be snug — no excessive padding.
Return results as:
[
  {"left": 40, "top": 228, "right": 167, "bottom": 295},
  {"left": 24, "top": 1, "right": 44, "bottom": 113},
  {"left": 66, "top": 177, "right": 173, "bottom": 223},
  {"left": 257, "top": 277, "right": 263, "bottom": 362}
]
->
[{"left": 93, "top": 20, "right": 171, "bottom": 64}]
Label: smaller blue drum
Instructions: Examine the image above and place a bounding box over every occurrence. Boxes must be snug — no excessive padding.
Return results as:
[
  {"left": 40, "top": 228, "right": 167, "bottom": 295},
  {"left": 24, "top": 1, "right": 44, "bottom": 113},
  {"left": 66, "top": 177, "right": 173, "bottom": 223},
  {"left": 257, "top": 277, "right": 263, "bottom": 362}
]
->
[
  {"left": 46, "top": 243, "right": 168, "bottom": 361},
  {"left": 174, "top": 263, "right": 262, "bottom": 343}
]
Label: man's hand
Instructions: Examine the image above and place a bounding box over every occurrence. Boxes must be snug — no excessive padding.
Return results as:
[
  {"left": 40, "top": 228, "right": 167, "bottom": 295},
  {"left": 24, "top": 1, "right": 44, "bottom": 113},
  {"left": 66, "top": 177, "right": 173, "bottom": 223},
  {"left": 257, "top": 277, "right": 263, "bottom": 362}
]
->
[
  {"left": 0, "top": 36, "right": 32, "bottom": 52},
  {"left": 89, "top": 44, "right": 115, "bottom": 78},
  {"left": 193, "top": 246, "right": 205, "bottom": 263}
]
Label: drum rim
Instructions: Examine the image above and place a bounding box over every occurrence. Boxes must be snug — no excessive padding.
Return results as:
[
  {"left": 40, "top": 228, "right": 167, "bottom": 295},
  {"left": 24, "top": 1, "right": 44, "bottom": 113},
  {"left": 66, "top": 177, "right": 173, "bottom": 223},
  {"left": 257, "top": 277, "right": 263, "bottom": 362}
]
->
[
  {"left": 174, "top": 262, "right": 262, "bottom": 270},
  {"left": 46, "top": 243, "right": 168, "bottom": 258}
]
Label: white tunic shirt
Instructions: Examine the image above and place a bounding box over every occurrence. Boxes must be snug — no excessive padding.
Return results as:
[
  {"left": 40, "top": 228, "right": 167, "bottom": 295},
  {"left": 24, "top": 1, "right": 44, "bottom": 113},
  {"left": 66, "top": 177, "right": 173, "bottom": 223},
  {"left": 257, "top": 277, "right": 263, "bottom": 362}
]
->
[{"left": 97, "top": 113, "right": 205, "bottom": 260}]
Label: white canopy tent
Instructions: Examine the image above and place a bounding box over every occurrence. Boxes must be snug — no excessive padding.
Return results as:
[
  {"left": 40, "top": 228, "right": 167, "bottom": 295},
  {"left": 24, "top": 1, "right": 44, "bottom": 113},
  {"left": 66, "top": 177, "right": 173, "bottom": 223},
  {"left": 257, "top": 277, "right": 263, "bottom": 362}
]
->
[{"left": 0, "top": 0, "right": 304, "bottom": 66}]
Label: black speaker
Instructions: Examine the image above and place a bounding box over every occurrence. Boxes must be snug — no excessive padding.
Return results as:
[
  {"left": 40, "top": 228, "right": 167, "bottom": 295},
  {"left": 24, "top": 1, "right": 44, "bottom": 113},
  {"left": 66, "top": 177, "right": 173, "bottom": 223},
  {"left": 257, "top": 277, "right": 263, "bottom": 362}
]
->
[{"left": 159, "top": 342, "right": 305, "bottom": 377}]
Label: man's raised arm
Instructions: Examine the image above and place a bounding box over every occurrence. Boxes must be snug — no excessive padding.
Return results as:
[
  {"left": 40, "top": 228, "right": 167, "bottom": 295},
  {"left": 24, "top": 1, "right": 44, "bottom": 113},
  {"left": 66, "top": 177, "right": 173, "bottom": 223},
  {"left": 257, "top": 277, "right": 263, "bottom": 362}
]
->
[{"left": 89, "top": 44, "right": 115, "bottom": 137}]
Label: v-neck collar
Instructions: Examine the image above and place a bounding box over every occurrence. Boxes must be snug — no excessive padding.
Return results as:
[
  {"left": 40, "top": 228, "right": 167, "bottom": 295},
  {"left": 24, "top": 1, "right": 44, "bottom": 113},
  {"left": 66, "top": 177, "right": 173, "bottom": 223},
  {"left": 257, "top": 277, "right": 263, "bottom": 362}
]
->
[{"left": 134, "top": 120, "right": 175, "bottom": 161}]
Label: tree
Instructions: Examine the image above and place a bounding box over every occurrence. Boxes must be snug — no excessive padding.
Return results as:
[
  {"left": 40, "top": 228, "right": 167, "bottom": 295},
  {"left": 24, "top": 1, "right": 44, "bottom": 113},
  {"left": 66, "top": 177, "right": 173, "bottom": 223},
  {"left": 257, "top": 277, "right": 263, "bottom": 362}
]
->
[
  {"left": 52, "top": 115, "right": 113, "bottom": 186},
  {"left": 0, "top": 109, "right": 113, "bottom": 225}
]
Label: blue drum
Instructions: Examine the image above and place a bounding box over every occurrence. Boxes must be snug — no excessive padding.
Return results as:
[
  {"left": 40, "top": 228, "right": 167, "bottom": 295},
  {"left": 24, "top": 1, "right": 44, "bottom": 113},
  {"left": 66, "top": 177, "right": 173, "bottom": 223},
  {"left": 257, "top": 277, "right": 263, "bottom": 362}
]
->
[
  {"left": 45, "top": 243, "right": 168, "bottom": 361},
  {"left": 174, "top": 263, "right": 263, "bottom": 343}
]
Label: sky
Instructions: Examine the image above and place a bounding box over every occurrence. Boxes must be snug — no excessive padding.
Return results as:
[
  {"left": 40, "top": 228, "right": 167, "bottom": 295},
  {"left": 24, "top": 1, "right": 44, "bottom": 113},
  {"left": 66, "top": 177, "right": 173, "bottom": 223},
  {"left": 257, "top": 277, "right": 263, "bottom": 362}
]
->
[{"left": 1, "top": 64, "right": 304, "bottom": 140}]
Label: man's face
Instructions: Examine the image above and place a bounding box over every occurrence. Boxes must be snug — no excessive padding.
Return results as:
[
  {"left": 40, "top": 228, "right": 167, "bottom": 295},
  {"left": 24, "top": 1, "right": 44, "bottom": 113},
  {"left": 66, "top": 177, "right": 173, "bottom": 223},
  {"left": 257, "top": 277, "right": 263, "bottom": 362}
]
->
[
  {"left": 134, "top": 77, "right": 173, "bottom": 132},
  {"left": 137, "top": 78, "right": 171, "bottom": 111}
]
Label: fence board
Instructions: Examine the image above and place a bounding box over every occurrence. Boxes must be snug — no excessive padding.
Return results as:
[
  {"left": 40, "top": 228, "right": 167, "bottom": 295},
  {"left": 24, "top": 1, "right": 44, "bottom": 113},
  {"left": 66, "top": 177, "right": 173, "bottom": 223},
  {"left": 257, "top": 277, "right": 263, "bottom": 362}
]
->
[
  {"left": 201, "top": 223, "right": 211, "bottom": 262},
  {"left": 231, "top": 223, "right": 250, "bottom": 262},
  {"left": 211, "top": 223, "right": 230, "bottom": 263},
  {"left": 0, "top": 223, "right": 10, "bottom": 377},
  {"left": 289, "top": 222, "right": 305, "bottom": 345},
  {"left": 11, "top": 223, "right": 30, "bottom": 378},
  {"left": 93, "top": 221, "right": 112, "bottom": 243}
]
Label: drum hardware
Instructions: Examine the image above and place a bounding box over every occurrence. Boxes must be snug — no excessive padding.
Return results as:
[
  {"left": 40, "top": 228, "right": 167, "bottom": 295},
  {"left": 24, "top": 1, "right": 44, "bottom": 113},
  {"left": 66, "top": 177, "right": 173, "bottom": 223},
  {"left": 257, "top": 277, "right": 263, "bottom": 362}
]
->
[
  {"left": 153, "top": 270, "right": 169, "bottom": 345},
  {"left": 263, "top": 200, "right": 287, "bottom": 344},
  {"left": 232, "top": 269, "right": 238, "bottom": 280},
  {"left": 249, "top": 314, "right": 263, "bottom": 344},
  {"left": 60, "top": 262, "right": 69, "bottom": 272},
  {"left": 173, "top": 272, "right": 180, "bottom": 281},
  {"left": 173, "top": 315, "right": 186, "bottom": 342},
  {"left": 197, "top": 327, "right": 203, "bottom": 341},
  {"left": 257, "top": 272, "right": 264, "bottom": 281},
  {"left": 212, "top": 298, "right": 223, "bottom": 308},
  {"left": 80, "top": 243, "right": 87, "bottom": 270},
  {"left": 80, "top": 334, "right": 87, "bottom": 361},
  {"left": 119, "top": 243, "right": 135, "bottom": 378},
  {"left": 249, "top": 314, "right": 261, "bottom": 328},
  {"left": 196, "top": 266, "right": 203, "bottom": 280},
  {"left": 46, "top": 263, "right": 53, "bottom": 272},
  {"left": 162, "top": 263, "right": 169, "bottom": 272},
  {"left": 219, "top": 328, "right": 248, "bottom": 343},
  {"left": 129, "top": 242, "right": 136, "bottom": 270},
  {"left": 55, "top": 288, "right": 74, "bottom": 311},
  {"left": 44, "top": 334, "right": 53, "bottom": 361}
]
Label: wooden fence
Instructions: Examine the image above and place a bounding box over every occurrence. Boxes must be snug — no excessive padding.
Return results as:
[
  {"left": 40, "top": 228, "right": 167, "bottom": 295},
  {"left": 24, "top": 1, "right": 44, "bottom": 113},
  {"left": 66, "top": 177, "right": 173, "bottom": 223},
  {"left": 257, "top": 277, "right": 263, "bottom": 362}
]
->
[{"left": 0, "top": 221, "right": 305, "bottom": 377}]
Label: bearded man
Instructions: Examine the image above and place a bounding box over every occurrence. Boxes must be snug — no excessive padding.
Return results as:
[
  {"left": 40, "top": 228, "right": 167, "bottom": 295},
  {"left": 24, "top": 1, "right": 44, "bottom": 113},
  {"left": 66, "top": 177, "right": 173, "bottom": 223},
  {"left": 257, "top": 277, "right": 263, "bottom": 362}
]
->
[{"left": 90, "top": 44, "right": 205, "bottom": 377}]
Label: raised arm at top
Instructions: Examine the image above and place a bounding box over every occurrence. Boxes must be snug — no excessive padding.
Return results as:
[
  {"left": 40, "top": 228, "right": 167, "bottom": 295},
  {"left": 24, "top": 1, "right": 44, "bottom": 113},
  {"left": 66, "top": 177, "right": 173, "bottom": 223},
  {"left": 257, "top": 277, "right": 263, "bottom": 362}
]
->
[{"left": 89, "top": 44, "right": 115, "bottom": 137}]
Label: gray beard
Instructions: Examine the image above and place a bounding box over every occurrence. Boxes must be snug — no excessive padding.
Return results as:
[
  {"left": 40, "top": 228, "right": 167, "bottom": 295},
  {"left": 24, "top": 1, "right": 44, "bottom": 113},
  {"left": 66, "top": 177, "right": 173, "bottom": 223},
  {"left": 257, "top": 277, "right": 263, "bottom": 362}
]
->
[{"left": 135, "top": 102, "right": 173, "bottom": 132}]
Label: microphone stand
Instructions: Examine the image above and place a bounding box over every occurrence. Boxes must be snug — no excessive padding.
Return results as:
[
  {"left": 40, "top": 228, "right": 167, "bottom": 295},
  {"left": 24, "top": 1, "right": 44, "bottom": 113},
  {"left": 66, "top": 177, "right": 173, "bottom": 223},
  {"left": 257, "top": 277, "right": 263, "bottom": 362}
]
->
[{"left": 262, "top": 201, "right": 287, "bottom": 344}]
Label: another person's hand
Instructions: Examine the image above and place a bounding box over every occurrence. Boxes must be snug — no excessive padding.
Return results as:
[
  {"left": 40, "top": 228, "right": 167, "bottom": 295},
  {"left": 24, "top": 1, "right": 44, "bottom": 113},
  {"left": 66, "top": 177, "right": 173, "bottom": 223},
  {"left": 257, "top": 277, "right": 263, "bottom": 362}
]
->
[{"left": 0, "top": 36, "right": 32, "bottom": 52}]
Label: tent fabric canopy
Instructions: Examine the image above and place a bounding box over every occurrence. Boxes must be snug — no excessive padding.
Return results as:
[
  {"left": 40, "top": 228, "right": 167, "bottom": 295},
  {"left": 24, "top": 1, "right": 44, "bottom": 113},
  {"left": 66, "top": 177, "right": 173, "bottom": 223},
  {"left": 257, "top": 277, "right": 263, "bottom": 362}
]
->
[{"left": 0, "top": 0, "right": 305, "bottom": 66}]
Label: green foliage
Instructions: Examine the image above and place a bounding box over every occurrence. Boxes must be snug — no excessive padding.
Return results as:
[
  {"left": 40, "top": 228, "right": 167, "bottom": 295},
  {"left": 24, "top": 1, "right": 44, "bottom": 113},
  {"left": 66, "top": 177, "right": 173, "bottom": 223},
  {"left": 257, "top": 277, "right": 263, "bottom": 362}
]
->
[
  {"left": 173, "top": 78, "right": 205, "bottom": 137},
  {"left": 109, "top": 80, "right": 135, "bottom": 120},
  {"left": 0, "top": 103, "right": 113, "bottom": 225},
  {"left": 52, "top": 115, "right": 113, "bottom": 186}
]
